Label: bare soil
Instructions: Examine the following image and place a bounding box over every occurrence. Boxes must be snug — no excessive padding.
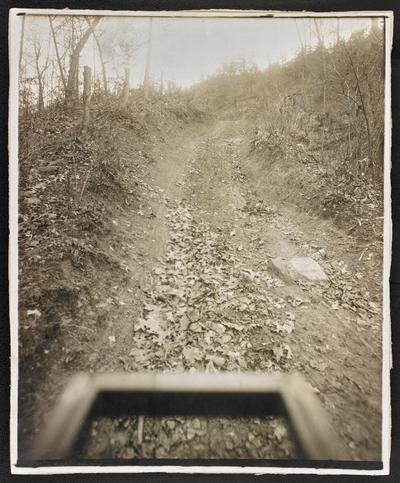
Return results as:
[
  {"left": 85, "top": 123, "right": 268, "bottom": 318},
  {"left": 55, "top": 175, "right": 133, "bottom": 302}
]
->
[{"left": 19, "top": 116, "right": 383, "bottom": 461}]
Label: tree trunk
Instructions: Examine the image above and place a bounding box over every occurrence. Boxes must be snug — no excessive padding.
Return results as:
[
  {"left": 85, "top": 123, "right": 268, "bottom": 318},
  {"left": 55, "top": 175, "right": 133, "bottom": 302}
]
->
[
  {"left": 81, "top": 65, "right": 92, "bottom": 133},
  {"left": 38, "top": 76, "right": 45, "bottom": 111},
  {"left": 49, "top": 16, "right": 67, "bottom": 91},
  {"left": 95, "top": 32, "right": 108, "bottom": 95},
  {"left": 313, "top": 19, "right": 324, "bottom": 49},
  {"left": 74, "top": 61, "right": 80, "bottom": 103},
  {"left": 336, "top": 18, "right": 340, "bottom": 44},
  {"left": 345, "top": 47, "right": 373, "bottom": 168},
  {"left": 18, "top": 14, "right": 26, "bottom": 76},
  {"left": 121, "top": 68, "right": 130, "bottom": 106},
  {"left": 33, "top": 40, "right": 47, "bottom": 112},
  {"left": 313, "top": 19, "right": 327, "bottom": 162},
  {"left": 143, "top": 17, "right": 153, "bottom": 100},
  {"left": 86, "top": 18, "right": 108, "bottom": 95},
  {"left": 65, "top": 17, "right": 101, "bottom": 104}
]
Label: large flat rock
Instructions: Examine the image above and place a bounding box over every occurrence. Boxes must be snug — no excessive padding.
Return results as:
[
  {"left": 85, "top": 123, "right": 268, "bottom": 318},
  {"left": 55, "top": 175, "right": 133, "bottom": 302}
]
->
[{"left": 270, "top": 257, "right": 328, "bottom": 283}]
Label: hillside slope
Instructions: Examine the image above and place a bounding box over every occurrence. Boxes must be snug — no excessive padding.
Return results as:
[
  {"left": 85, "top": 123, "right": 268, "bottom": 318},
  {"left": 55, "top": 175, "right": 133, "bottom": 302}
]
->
[
  {"left": 18, "top": 27, "right": 384, "bottom": 462},
  {"left": 18, "top": 92, "right": 202, "bottom": 455}
]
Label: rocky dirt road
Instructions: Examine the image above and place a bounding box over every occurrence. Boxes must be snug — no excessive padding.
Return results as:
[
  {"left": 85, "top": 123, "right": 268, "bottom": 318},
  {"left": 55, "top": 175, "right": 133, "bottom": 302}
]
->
[{"left": 21, "top": 118, "right": 383, "bottom": 461}]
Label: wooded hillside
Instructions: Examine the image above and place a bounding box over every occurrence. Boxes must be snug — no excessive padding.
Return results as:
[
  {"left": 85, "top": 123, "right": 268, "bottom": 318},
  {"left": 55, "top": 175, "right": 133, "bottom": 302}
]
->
[
  {"left": 17, "top": 15, "right": 386, "bottom": 462},
  {"left": 192, "top": 24, "right": 384, "bottom": 240}
]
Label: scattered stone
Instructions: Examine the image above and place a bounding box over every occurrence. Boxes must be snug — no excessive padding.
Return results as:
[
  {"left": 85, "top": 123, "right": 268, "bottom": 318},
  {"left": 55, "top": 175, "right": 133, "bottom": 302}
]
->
[{"left": 270, "top": 257, "right": 328, "bottom": 282}]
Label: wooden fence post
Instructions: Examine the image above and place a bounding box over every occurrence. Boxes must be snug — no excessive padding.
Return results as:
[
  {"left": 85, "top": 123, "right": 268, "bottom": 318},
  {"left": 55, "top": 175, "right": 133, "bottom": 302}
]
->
[{"left": 81, "top": 65, "right": 92, "bottom": 134}]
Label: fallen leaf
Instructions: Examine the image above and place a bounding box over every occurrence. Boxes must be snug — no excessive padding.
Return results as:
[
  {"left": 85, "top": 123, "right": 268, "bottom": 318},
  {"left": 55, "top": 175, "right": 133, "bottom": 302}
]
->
[
  {"left": 27, "top": 309, "right": 41, "bottom": 317},
  {"left": 273, "top": 423, "right": 287, "bottom": 442},
  {"left": 189, "top": 322, "right": 203, "bottom": 333},
  {"left": 309, "top": 359, "right": 328, "bottom": 371},
  {"left": 183, "top": 346, "right": 202, "bottom": 365},
  {"left": 204, "top": 331, "right": 214, "bottom": 344}
]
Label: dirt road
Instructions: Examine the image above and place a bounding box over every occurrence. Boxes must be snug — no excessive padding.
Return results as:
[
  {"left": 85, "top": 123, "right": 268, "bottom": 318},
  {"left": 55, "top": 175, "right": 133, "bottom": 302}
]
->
[{"left": 20, "top": 118, "right": 383, "bottom": 461}]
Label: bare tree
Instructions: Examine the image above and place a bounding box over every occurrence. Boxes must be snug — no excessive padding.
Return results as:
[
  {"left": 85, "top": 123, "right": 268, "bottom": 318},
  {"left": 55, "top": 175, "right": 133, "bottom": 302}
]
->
[
  {"left": 143, "top": 17, "right": 153, "bottom": 100},
  {"left": 313, "top": 19, "right": 328, "bottom": 162},
  {"left": 344, "top": 45, "right": 373, "bottom": 169},
  {"left": 33, "top": 35, "right": 51, "bottom": 111},
  {"left": 65, "top": 16, "right": 101, "bottom": 104},
  {"left": 48, "top": 16, "right": 67, "bottom": 92},
  {"left": 19, "top": 14, "right": 26, "bottom": 75},
  {"left": 294, "top": 19, "right": 308, "bottom": 108},
  {"left": 85, "top": 18, "right": 108, "bottom": 95},
  {"left": 336, "top": 18, "right": 340, "bottom": 44},
  {"left": 81, "top": 65, "right": 92, "bottom": 133},
  {"left": 313, "top": 18, "right": 325, "bottom": 48}
]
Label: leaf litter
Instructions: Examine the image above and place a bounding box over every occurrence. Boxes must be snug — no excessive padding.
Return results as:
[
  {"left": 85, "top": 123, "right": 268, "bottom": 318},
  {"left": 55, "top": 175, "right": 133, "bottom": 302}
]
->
[{"left": 85, "top": 199, "right": 297, "bottom": 459}]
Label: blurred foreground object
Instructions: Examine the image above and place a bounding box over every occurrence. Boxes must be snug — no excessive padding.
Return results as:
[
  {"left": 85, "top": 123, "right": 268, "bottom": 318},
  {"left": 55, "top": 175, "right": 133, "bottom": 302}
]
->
[{"left": 28, "top": 372, "right": 346, "bottom": 460}]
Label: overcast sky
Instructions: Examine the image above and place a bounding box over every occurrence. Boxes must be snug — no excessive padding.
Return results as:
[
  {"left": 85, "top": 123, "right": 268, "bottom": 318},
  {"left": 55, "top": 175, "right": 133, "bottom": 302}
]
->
[
  {"left": 24, "top": 15, "right": 376, "bottom": 88},
  {"left": 98, "top": 16, "right": 373, "bottom": 87}
]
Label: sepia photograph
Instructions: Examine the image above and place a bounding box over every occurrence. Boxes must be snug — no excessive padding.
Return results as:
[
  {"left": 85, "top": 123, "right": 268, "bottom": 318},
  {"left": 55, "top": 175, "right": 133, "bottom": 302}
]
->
[{"left": 9, "top": 9, "right": 392, "bottom": 474}]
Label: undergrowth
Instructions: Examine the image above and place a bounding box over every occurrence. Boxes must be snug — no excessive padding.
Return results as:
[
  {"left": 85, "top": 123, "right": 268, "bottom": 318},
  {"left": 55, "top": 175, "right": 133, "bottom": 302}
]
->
[{"left": 18, "top": 91, "right": 199, "bottom": 361}]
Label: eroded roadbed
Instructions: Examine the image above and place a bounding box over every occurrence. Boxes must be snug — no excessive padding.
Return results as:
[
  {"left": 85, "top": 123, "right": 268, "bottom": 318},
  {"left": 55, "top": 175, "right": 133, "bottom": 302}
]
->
[{"left": 83, "top": 123, "right": 382, "bottom": 460}]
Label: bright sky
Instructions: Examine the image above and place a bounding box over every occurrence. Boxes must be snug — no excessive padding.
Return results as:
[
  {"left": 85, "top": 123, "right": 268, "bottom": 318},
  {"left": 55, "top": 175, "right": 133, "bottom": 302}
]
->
[
  {"left": 97, "top": 16, "right": 373, "bottom": 87},
  {"left": 24, "top": 15, "right": 376, "bottom": 89}
]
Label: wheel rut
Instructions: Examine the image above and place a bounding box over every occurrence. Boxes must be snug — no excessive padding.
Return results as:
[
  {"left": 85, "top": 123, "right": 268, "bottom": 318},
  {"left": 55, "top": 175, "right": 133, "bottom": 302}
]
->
[{"left": 80, "top": 119, "right": 381, "bottom": 460}]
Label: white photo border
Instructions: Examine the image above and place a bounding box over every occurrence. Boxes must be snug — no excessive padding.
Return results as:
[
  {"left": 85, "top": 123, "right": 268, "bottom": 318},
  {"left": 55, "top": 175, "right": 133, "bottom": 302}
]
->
[{"left": 8, "top": 8, "right": 394, "bottom": 475}]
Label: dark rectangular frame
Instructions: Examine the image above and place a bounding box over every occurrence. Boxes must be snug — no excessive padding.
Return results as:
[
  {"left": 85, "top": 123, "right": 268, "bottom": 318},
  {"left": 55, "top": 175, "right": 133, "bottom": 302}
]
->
[{"left": 26, "top": 372, "right": 346, "bottom": 461}]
